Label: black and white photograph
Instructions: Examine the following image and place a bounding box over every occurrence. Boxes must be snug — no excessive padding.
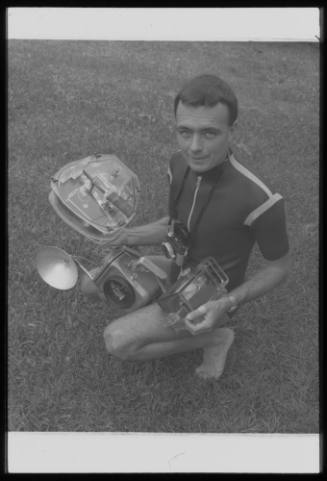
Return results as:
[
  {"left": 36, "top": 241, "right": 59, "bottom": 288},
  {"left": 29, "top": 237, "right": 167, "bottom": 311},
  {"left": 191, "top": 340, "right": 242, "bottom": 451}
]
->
[{"left": 7, "top": 7, "right": 320, "bottom": 473}]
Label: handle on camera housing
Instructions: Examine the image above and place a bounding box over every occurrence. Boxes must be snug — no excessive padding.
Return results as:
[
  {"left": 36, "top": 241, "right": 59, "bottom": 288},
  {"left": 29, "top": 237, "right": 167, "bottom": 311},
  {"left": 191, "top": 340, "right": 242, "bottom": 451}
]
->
[{"left": 134, "top": 256, "right": 168, "bottom": 280}]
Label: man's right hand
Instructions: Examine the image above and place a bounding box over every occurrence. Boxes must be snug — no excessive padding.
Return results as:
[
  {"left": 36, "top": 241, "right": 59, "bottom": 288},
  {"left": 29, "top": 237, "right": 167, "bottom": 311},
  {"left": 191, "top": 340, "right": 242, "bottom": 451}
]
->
[{"left": 184, "top": 298, "right": 232, "bottom": 335}]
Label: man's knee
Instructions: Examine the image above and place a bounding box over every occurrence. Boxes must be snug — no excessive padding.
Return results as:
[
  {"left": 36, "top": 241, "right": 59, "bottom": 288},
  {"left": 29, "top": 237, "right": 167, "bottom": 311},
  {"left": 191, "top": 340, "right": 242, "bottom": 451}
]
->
[{"left": 103, "top": 323, "right": 136, "bottom": 360}]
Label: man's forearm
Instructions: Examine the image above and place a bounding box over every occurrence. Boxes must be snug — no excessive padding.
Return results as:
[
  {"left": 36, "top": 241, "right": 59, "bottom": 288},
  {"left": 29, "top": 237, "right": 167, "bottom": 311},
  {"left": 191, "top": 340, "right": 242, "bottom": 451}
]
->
[
  {"left": 227, "top": 256, "right": 290, "bottom": 309},
  {"left": 125, "top": 216, "right": 169, "bottom": 246},
  {"left": 185, "top": 255, "right": 290, "bottom": 334}
]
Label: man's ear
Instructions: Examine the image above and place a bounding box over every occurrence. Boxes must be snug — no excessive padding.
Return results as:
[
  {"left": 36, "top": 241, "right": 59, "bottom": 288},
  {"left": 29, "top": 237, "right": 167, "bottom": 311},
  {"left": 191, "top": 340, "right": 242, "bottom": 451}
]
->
[
  {"left": 228, "top": 121, "right": 237, "bottom": 141},
  {"left": 230, "top": 120, "right": 238, "bottom": 134}
]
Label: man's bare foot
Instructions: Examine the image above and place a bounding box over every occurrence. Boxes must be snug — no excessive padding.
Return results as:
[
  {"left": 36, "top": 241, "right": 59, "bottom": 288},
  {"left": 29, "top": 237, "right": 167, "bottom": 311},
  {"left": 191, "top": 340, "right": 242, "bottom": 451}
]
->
[{"left": 195, "top": 328, "right": 235, "bottom": 380}]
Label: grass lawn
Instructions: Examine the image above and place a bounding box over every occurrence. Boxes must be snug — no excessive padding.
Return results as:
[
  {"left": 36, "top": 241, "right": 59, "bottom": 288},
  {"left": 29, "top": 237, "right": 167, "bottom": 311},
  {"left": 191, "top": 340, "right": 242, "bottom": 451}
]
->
[{"left": 8, "top": 40, "right": 319, "bottom": 432}]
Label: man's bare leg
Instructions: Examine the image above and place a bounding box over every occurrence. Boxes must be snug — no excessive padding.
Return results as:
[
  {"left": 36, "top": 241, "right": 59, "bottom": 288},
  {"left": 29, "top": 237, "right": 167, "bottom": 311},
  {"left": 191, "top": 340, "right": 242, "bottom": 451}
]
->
[
  {"left": 195, "top": 329, "right": 234, "bottom": 379},
  {"left": 80, "top": 255, "right": 234, "bottom": 378},
  {"left": 104, "top": 303, "right": 234, "bottom": 379}
]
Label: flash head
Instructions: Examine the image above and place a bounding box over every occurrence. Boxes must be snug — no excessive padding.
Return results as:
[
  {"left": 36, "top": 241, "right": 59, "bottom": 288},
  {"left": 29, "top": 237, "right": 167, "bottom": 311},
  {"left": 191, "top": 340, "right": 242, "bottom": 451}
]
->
[{"left": 35, "top": 246, "right": 79, "bottom": 290}]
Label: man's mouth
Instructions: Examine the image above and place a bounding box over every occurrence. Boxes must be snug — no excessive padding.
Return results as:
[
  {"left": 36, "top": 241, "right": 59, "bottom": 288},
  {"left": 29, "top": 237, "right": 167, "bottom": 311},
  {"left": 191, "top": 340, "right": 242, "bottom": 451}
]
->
[{"left": 189, "top": 155, "right": 209, "bottom": 161}]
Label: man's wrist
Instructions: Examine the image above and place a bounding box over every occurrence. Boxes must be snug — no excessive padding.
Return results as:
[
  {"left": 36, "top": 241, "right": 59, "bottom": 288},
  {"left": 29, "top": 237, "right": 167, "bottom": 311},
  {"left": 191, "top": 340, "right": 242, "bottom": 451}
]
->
[{"left": 222, "top": 294, "right": 238, "bottom": 313}]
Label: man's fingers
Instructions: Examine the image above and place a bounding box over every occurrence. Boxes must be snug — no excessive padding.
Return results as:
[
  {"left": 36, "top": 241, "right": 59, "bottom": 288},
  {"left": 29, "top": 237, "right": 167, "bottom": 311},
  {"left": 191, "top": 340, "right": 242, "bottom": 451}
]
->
[
  {"left": 185, "top": 304, "right": 206, "bottom": 321},
  {"left": 184, "top": 316, "right": 212, "bottom": 334}
]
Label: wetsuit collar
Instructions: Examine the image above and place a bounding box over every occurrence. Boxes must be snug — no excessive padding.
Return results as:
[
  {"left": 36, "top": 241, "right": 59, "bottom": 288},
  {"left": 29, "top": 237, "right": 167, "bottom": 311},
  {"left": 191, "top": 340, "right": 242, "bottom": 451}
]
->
[{"left": 192, "top": 154, "right": 229, "bottom": 183}]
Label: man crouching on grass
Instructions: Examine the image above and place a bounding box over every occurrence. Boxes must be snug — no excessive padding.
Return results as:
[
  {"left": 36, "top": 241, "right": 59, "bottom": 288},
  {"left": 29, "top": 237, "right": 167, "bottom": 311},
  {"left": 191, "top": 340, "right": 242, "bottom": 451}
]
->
[{"left": 81, "top": 74, "right": 290, "bottom": 380}]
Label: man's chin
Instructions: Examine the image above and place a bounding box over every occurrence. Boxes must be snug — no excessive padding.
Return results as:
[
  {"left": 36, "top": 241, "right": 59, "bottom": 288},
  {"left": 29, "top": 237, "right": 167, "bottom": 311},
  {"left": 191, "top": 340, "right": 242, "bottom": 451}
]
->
[
  {"left": 181, "top": 153, "right": 214, "bottom": 173},
  {"left": 188, "top": 161, "right": 211, "bottom": 173}
]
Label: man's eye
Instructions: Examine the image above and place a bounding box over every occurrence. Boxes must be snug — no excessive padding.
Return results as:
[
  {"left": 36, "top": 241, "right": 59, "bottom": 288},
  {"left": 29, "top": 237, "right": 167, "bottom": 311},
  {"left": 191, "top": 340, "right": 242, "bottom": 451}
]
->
[
  {"left": 178, "top": 130, "right": 192, "bottom": 138},
  {"left": 202, "top": 131, "right": 218, "bottom": 139}
]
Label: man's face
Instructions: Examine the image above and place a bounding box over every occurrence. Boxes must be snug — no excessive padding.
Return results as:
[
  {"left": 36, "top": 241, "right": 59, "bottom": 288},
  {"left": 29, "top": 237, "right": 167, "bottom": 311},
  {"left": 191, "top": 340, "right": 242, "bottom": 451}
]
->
[{"left": 175, "top": 102, "right": 233, "bottom": 173}]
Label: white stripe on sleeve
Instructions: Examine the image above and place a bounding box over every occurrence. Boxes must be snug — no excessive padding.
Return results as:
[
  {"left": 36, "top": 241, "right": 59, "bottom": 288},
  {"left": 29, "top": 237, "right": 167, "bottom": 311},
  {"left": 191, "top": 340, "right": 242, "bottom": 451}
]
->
[
  {"left": 167, "top": 165, "right": 172, "bottom": 184},
  {"left": 229, "top": 153, "right": 272, "bottom": 197},
  {"left": 244, "top": 193, "right": 283, "bottom": 226}
]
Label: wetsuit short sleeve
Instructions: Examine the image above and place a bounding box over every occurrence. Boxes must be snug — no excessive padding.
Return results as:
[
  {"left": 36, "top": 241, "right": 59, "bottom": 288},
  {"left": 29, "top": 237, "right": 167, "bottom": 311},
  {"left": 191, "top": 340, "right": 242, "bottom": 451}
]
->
[{"left": 250, "top": 197, "right": 290, "bottom": 260}]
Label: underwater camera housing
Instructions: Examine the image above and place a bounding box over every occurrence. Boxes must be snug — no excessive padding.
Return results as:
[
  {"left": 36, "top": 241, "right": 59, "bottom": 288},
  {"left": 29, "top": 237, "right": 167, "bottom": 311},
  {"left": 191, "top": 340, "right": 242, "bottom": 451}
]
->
[
  {"left": 36, "top": 153, "right": 170, "bottom": 311},
  {"left": 35, "top": 244, "right": 170, "bottom": 312},
  {"left": 92, "top": 246, "right": 169, "bottom": 311},
  {"left": 157, "top": 257, "right": 229, "bottom": 332},
  {"left": 48, "top": 153, "right": 141, "bottom": 243}
]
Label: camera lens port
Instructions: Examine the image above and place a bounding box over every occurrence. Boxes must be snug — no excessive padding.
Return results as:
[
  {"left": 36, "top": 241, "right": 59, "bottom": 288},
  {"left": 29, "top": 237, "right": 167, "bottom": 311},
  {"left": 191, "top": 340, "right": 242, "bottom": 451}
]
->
[{"left": 103, "top": 276, "right": 136, "bottom": 309}]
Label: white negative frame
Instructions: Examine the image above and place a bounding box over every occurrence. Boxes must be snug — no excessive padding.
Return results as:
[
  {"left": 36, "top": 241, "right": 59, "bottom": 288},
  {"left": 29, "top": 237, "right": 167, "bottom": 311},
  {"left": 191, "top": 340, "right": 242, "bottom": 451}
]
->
[{"left": 7, "top": 7, "right": 321, "bottom": 474}]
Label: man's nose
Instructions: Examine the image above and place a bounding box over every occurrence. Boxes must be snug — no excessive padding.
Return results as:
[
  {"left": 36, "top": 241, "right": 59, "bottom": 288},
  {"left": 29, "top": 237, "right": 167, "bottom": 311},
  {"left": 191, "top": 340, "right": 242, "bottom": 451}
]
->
[{"left": 189, "top": 133, "right": 203, "bottom": 153}]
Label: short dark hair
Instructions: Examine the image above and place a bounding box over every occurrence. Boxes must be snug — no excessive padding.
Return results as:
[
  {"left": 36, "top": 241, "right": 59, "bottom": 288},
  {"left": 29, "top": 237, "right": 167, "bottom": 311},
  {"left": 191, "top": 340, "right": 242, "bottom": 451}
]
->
[{"left": 174, "top": 74, "right": 238, "bottom": 125}]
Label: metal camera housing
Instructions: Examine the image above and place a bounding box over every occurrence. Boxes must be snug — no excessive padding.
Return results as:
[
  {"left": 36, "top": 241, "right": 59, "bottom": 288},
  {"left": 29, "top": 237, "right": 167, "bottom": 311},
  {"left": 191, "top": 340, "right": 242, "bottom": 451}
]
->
[
  {"left": 157, "top": 257, "right": 229, "bottom": 332},
  {"left": 92, "top": 246, "right": 169, "bottom": 311},
  {"left": 36, "top": 153, "right": 168, "bottom": 310},
  {"left": 48, "top": 153, "right": 141, "bottom": 244}
]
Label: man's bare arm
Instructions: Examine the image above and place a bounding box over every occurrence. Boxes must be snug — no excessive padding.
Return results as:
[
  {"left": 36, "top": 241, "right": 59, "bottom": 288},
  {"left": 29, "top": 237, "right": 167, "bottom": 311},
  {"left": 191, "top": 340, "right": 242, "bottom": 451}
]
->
[
  {"left": 125, "top": 216, "right": 169, "bottom": 246},
  {"left": 228, "top": 252, "right": 291, "bottom": 308},
  {"left": 185, "top": 252, "right": 291, "bottom": 333},
  {"left": 107, "top": 216, "right": 169, "bottom": 246}
]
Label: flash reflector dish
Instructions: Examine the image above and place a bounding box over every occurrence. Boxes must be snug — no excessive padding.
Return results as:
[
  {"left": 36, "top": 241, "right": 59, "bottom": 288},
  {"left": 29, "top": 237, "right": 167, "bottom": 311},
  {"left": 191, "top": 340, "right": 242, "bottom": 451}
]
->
[{"left": 36, "top": 246, "right": 79, "bottom": 290}]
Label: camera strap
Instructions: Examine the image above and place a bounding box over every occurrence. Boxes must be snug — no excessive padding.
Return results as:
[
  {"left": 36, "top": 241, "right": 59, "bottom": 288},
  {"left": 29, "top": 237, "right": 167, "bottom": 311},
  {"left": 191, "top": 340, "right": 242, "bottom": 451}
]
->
[{"left": 168, "top": 166, "right": 190, "bottom": 224}]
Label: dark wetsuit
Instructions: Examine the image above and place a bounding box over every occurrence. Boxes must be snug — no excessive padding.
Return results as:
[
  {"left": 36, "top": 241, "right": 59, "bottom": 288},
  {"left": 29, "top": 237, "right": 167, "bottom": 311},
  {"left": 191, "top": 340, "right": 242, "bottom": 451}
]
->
[{"left": 168, "top": 150, "right": 289, "bottom": 291}]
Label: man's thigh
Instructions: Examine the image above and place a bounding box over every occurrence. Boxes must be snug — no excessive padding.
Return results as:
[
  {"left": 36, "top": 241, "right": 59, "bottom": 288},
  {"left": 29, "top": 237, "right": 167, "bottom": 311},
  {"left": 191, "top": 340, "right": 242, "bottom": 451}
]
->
[{"left": 105, "top": 302, "right": 190, "bottom": 346}]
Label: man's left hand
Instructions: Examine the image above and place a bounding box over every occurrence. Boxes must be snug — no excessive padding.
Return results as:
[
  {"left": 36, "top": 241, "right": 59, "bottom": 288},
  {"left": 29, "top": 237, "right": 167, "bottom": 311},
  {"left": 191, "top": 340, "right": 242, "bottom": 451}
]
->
[{"left": 184, "top": 297, "right": 232, "bottom": 335}]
